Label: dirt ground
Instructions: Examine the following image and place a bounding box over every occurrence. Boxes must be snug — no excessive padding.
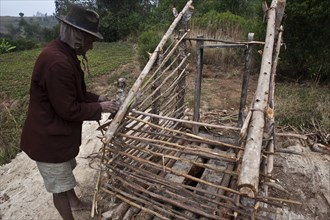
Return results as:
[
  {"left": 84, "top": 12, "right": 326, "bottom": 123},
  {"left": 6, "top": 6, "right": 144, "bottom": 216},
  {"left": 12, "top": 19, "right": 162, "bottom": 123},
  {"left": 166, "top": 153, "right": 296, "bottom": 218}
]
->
[
  {"left": 0, "top": 63, "right": 329, "bottom": 219},
  {"left": 0, "top": 119, "right": 106, "bottom": 220}
]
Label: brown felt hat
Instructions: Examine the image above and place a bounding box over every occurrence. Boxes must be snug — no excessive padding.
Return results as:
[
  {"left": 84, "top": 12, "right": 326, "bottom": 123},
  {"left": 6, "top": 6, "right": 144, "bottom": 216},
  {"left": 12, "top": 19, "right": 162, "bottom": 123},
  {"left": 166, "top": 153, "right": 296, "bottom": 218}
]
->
[{"left": 56, "top": 4, "right": 103, "bottom": 40}]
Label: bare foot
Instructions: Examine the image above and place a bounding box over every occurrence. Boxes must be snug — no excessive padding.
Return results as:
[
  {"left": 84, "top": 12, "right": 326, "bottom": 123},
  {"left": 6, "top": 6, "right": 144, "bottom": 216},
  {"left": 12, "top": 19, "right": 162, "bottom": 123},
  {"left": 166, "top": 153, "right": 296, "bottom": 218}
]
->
[{"left": 70, "top": 200, "right": 92, "bottom": 211}]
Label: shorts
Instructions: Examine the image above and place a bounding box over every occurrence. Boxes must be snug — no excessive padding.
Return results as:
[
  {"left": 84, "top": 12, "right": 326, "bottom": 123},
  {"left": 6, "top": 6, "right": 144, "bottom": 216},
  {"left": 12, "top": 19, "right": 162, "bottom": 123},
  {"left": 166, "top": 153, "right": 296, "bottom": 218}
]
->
[{"left": 36, "top": 159, "right": 77, "bottom": 194}]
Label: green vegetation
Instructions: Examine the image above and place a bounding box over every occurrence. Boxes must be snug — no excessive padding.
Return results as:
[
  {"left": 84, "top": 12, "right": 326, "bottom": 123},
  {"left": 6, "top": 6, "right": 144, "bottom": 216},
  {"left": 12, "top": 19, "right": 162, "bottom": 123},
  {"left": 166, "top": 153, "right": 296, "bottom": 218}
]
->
[
  {"left": 87, "top": 42, "right": 133, "bottom": 77},
  {"left": 0, "top": 48, "right": 40, "bottom": 164},
  {"left": 280, "top": 0, "right": 330, "bottom": 83},
  {"left": 137, "top": 30, "right": 162, "bottom": 68},
  {"left": 1, "top": 15, "right": 58, "bottom": 52},
  {"left": 0, "top": 42, "right": 134, "bottom": 165},
  {"left": 0, "top": 38, "right": 16, "bottom": 54},
  {"left": 2, "top": 0, "right": 328, "bottom": 81},
  {"left": 276, "top": 83, "right": 330, "bottom": 132}
]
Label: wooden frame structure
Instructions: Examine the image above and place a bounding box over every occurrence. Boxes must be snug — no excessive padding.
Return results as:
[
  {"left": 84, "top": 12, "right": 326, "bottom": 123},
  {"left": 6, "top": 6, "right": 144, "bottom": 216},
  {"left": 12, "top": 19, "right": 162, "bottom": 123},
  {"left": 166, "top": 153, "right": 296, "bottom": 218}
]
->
[{"left": 92, "top": 1, "right": 297, "bottom": 219}]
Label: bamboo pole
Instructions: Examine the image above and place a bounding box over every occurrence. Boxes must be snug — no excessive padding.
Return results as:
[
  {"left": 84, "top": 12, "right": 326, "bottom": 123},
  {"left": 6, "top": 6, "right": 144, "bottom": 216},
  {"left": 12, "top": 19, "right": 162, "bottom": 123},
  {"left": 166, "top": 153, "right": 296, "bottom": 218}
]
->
[
  {"left": 238, "top": 0, "right": 279, "bottom": 197},
  {"left": 103, "top": 0, "right": 194, "bottom": 144}
]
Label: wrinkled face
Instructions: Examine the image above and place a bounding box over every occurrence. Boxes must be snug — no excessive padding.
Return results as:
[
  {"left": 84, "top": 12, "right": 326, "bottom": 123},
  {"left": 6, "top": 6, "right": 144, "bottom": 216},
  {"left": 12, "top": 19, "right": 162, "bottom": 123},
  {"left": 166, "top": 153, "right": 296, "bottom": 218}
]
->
[{"left": 76, "top": 33, "right": 96, "bottom": 55}]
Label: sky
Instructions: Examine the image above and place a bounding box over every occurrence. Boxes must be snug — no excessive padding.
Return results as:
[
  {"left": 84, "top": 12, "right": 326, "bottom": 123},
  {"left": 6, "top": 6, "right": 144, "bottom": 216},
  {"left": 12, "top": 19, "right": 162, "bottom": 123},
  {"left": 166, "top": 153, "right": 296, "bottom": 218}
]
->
[{"left": 0, "top": 0, "right": 56, "bottom": 17}]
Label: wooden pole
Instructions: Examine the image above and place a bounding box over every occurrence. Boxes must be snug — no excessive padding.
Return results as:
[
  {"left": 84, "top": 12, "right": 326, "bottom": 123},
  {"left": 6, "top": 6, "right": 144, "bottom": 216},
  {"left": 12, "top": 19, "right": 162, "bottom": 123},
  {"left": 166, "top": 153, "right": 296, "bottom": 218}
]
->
[
  {"left": 103, "top": 0, "right": 194, "bottom": 144},
  {"left": 238, "top": 0, "right": 279, "bottom": 198},
  {"left": 267, "top": 26, "right": 283, "bottom": 176},
  {"left": 151, "top": 50, "right": 164, "bottom": 125},
  {"left": 192, "top": 35, "right": 204, "bottom": 134},
  {"left": 131, "top": 109, "right": 241, "bottom": 131},
  {"left": 176, "top": 28, "right": 188, "bottom": 119},
  {"left": 238, "top": 33, "right": 254, "bottom": 127},
  {"left": 274, "top": 0, "right": 286, "bottom": 43}
]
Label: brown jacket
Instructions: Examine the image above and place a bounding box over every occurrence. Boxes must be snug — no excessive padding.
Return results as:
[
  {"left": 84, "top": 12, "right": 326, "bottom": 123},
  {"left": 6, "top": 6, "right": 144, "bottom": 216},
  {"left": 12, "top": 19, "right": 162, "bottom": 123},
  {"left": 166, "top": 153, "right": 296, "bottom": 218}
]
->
[{"left": 21, "top": 40, "right": 102, "bottom": 163}]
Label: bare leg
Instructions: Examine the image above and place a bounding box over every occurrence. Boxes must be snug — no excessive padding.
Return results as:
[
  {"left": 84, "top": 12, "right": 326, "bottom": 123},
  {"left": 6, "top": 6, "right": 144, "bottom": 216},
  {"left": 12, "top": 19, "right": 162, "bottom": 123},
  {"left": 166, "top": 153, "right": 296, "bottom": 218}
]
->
[
  {"left": 53, "top": 192, "right": 74, "bottom": 220},
  {"left": 66, "top": 188, "right": 91, "bottom": 211}
]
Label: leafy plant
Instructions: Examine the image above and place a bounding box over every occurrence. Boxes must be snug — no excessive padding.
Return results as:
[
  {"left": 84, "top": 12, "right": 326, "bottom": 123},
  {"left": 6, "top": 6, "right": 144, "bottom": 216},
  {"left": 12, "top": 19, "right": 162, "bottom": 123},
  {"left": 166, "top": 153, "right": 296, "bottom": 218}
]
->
[
  {"left": 0, "top": 38, "right": 16, "bottom": 54},
  {"left": 137, "top": 30, "right": 162, "bottom": 68},
  {"left": 279, "top": 0, "right": 330, "bottom": 82}
]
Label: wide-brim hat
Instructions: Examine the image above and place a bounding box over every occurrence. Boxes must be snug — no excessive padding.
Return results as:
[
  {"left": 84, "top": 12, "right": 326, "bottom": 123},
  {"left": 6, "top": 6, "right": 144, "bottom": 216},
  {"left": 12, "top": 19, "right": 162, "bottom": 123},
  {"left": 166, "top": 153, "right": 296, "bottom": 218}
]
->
[{"left": 56, "top": 4, "right": 103, "bottom": 40}]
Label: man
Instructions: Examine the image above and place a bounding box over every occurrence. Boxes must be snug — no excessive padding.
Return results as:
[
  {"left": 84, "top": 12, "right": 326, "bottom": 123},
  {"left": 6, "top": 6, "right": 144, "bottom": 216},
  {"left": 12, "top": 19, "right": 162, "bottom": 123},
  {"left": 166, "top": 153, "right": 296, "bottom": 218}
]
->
[{"left": 20, "top": 4, "right": 117, "bottom": 220}]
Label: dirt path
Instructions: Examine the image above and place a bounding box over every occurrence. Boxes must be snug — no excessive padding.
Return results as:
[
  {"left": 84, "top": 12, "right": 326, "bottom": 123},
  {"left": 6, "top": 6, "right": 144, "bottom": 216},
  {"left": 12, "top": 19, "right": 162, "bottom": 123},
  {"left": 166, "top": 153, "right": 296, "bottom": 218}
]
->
[{"left": 0, "top": 118, "right": 107, "bottom": 220}]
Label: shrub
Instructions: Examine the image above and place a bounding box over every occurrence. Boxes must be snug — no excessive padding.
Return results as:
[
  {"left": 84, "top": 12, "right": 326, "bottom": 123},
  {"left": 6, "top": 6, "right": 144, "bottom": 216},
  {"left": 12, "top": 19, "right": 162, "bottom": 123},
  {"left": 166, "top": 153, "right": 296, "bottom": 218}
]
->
[
  {"left": 279, "top": 0, "right": 330, "bottom": 83},
  {"left": 137, "top": 30, "right": 162, "bottom": 68},
  {"left": 0, "top": 38, "right": 16, "bottom": 54},
  {"left": 7, "top": 37, "right": 38, "bottom": 51}
]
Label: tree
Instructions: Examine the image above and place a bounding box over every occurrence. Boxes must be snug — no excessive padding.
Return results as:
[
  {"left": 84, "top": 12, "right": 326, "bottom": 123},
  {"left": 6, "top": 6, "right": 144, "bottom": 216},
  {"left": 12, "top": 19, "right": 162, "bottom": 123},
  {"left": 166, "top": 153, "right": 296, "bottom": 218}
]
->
[
  {"left": 96, "top": 0, "right": 154, "bottom": 41},
  {"left": 55, "top": 0, "right": 96, "bottom": 15},
  {"left": 279, "top": 0, "right": 330, "bottom": 82},
  {"left": 19, "top": 12, "right": 24, "bottom": 18}
]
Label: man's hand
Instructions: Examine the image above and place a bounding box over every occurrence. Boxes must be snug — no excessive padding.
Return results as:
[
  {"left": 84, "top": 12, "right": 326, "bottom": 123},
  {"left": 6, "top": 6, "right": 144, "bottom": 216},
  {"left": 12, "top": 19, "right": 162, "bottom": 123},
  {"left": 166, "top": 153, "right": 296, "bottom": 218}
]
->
[
  {"left": 98, "top": 95, "right": 110, "bottom": 102},
  {"left": 99, "top": 101, "right": 119, "bottom": 114}
]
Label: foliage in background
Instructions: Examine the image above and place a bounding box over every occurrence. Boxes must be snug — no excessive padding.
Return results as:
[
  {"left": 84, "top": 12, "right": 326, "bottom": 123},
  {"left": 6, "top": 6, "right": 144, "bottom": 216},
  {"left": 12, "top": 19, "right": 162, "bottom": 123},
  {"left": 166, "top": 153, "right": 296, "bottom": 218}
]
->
[
  {"left": 1, "top": 15, "right": 59, "bottom": 52},
  {"left": 55, "top": 0, "right": 97, "bottom": 15},
  {"left": 96, "top": 0, "right": 154, "bottom": 42},
  {"left": 0, "top": 42, "right": 133, "bottom": 165},
  {"left": 5, "top": 37, "right": 38, "bottom": 51},
  {"left": 137, "top": 30, "right": 162, "bottom": 68},
  {"left": 1, "top": 0, "right": 329, "bottom": 82},
  {"left": 188, "top": 10, "right": 262, "bottom": 67},
  {"left": 0, "top": 38, "right": 16, "bottom": 54},
  {"left": 193, "top": 10, "right": 256, "bottom": 40},
  {"left": 279, "top": 0, "right": 330, "bottom": 83}
]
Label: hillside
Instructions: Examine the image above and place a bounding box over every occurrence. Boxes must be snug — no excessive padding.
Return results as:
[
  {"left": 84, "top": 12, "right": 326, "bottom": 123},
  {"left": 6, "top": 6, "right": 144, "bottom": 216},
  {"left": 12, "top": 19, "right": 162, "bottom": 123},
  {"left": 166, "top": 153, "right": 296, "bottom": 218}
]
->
[{"left": 0, "top": 16, "right": 57, "bottom": 35}]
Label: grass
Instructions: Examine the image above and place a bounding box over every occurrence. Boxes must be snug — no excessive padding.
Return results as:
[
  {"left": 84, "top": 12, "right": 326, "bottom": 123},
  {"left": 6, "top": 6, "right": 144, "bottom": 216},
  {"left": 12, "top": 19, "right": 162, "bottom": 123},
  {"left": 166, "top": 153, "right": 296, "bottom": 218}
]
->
[
  {"left": 275, "top": 83, "right": 330, "bottom": 132},
  {"left": 87, "top": 42, "right": 134, "bottom": 77},
  {"left": 0, "top": 42, "right": 134, "bottom": 165}
]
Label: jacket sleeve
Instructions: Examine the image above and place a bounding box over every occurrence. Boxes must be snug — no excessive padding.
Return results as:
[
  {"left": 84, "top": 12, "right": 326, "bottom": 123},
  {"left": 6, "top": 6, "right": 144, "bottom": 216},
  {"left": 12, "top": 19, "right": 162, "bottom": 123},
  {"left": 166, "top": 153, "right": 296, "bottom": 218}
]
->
[
  {"left": 85, "top": 91, "right": 100, "bottom": 103},
  {"left": 45, "top": 61, "right": 102, "bottom": 122}
]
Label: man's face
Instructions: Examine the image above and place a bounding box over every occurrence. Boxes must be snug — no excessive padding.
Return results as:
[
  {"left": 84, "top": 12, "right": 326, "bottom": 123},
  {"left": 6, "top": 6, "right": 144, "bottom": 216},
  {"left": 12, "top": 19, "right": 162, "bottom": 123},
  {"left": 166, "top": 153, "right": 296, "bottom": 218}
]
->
[{"left": 76, "top": 33, "right": 96, "bottom": 55}]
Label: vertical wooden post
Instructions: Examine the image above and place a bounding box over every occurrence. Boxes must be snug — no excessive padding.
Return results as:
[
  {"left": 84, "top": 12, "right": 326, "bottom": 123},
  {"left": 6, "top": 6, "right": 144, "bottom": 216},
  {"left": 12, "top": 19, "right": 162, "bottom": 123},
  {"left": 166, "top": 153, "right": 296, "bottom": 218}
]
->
[
  {"left": 192, "top": 35, "right": 204, "bottom": 134},
  {"left": 151, "top": 51, "right": 164, "bottom": 125},
  {"left": 176, "top": 29, "right": 188, "bottom": 119},
  {"left": 238, "top": 33, "right": 254, "bottom": 127}
]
